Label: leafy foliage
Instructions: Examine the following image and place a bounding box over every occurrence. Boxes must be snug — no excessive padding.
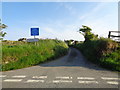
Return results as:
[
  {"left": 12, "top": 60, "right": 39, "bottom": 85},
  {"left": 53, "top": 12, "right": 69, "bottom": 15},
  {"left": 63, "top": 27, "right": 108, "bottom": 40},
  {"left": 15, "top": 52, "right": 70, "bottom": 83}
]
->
[
  {"left": 0, "top": 19, "right": 7, "bottom": 39},
  {"left": 74, "top": 38, "right": 120, "bottom": 71},
  {"left": 2, "top": 39, "right": 68, "bottom": 71},
  {"left": 74, "top": 25, "right": 120, "bottom": 71},
  {"left": 79, "top": 25, "right": 98, "bottom": 42}
]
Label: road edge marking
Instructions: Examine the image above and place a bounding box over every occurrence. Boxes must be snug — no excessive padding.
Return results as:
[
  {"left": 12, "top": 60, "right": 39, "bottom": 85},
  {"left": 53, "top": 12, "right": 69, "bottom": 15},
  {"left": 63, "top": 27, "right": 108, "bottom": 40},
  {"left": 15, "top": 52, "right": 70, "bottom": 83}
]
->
[
  {"left": 53, "top": 80, "right": 72, "bottom": 83},
  {"left": 77, "top": 77, "right": 95, "bottom": 80},
  {"left": 107, "top": 81, "right": 118, "bottom": 85},
  {"left": 26, "top": 80, "right": 44, "bottom": 83},
  {"left": 78, "top": 81, "right": 98, "bottom": 84},
  {"left": 101, "top": 77, "right": 119, "bottom": 80},
  {"left": 4, "top": 79, "right": 22, "bottom": 82},
  {"left": 12, "top": 76, "right": 26, "bottom": 78},
  {"left": 32, "top": 76, "right": 47, "bottom": 79}
]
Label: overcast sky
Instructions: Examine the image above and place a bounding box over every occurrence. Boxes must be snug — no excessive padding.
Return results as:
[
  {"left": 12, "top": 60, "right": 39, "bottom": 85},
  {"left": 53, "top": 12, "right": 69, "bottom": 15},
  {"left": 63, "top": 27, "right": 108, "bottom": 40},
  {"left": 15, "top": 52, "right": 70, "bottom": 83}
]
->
[{"left": 2, "top": 1, "right": 118, "bottom": 41}]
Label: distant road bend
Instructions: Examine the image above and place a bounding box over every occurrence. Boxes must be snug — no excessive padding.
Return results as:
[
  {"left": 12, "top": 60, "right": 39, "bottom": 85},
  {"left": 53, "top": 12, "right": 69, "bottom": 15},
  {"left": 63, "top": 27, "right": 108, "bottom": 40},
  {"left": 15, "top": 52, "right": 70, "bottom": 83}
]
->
[{"left": 1, "top": 48, "right": 119, "bottom": 88}]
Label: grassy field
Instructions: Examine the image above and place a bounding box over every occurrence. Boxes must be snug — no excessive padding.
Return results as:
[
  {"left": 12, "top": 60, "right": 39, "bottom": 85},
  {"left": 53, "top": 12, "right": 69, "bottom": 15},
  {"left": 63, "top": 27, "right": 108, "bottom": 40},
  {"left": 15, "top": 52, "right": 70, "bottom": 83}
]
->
[
  {"left": 73, "top": 38, "right": 120, "bottom": 72},
  {"left": 2, "top": 39, "right": 68, "bottom": 71}
]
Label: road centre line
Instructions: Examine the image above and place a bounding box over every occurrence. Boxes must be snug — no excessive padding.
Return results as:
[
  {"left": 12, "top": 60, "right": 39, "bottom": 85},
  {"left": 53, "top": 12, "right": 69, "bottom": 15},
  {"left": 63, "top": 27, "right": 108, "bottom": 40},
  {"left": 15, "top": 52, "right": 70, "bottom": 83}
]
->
[
  {"left": 12, "top": 75, "right": 26, "bottom": 78},
  {"left": 107, "top": 81, "right": 118, "bottom": 85},
  {"left": 56, "top": 76, "right": 72, "bottom": 79},
  {"left": 26, "top": 80, "right": 44, "bottom": 83},
  {"left": 101, "top": 77, "right": 119, "bottom": 80},
  {"left": 53, "top": 80, "right": 72, "bottom": 83},
  {"left": 4, "top": 79, "right": 22, "bottom": 82},
  {"left": 78, "top": 81, "right": 98, "bottom": 84},
  {"left": 77, "top": 77, "right": 95, "bottom": 80},
  {"left": 32, "top": 76, "right": 47, "bottom": 79}
]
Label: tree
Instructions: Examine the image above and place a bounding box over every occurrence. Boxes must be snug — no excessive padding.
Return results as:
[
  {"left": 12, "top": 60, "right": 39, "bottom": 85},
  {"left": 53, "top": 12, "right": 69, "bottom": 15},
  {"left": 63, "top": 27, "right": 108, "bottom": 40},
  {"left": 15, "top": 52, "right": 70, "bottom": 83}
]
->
[
  {"left": 79, "top": 25, "right": 98, "bottom": 42},
  {"left": 0, "top": 19, "right": 7, "bottom": 39}
]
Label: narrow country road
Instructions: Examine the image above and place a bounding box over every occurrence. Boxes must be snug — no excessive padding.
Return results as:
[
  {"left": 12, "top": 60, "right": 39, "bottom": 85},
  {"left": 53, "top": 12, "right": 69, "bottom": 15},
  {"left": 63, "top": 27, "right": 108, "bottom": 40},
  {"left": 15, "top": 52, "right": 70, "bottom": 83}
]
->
[{"left": 1, "top": 48, "right": 119, "bottom": 88}]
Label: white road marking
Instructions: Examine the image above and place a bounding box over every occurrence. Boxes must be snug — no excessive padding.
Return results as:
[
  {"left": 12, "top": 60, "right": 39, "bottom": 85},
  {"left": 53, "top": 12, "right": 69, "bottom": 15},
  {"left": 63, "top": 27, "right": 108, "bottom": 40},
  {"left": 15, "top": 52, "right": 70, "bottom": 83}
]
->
[
  {"left": 101, "top": 77, "right": 119, "bottom": 80},
  {"left": 4, "top": 79, "right": 22, "bottom": 82},
  {"left": 53, "top": 80, "right": 72, "bottom": 83},
  {"left": 107, "top": 81, "right": 118, "bottom": 85},
  {"left": 12, "top": 76, "right": 26, "bottom": 78},
  {"left": 78, "top": 81, "right": 98, "bottom": 84},
  {"left": 26, "top": 80, "right": 44, "bottom": 83},
  {"left": 56, "top": 76, "right": 72, "bottom": 79},
  {"left": 77, "top": 77, "right": 95, "bottom": 80},
  {"left": 32, "top": 76, "right": 47, "bottom": 79},
  {"left": 0, "top": 75, "right": 6, "bottom": 78}
]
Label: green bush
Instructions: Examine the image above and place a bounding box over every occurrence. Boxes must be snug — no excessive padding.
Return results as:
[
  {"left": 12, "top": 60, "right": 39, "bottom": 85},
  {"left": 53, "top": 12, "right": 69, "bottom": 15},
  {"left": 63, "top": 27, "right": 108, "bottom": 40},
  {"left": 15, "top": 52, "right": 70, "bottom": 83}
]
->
[
  {"left": 74, "top": 38, "right": 120, "bottom": 71},
  {"left": 2, "top": 39, "right": 68, "bottom": 71}
]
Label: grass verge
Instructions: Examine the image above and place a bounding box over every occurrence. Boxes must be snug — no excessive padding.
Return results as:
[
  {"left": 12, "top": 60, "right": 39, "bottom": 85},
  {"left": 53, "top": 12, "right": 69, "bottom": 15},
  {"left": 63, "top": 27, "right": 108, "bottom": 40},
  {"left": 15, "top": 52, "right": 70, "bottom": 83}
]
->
[
  {"left": 2, "top": 39, "right": 68, "bottom": 71},
  {"left": 73, "top": 38, "right": 120, "bottom": 72}
]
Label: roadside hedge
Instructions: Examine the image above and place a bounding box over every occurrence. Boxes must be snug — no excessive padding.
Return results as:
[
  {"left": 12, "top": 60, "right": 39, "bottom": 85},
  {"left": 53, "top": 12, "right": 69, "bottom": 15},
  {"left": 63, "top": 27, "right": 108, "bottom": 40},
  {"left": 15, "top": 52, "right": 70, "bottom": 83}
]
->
[
  {"left": 73, "top": 38, "right": 120, "bottom": 71},
  {"left": 2, "top": 39, "right": 68, "bottom": 71}
]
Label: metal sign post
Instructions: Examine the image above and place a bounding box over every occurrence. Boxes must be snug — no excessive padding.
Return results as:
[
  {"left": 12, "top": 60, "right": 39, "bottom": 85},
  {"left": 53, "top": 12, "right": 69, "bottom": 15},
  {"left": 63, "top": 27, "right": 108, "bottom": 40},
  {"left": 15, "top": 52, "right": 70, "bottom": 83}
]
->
[{"left": 34, "top": 35, "right": 36, "bottom": 45}]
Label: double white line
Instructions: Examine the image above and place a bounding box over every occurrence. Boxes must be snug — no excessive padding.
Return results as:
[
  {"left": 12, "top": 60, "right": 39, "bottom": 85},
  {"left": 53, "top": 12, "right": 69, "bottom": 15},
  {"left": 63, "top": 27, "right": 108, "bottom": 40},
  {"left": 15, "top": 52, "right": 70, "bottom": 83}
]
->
[
  {"left": 77, "top": 77, "right": 98, "bottom": 84},
  {"left": 0, "top": 75, "right": 6, "bottom": 78},
  {"left": 25, "top": 76, "right": 47, "bottom": 83},
  {"left": 53, "top": 76, "right": 73, "bottom": 83},
  {"left": 101, "top": 77, "right": 119, "bottom": 85},
  {"left": 3, "top": 75, "right": 26, "bottom": 82}
]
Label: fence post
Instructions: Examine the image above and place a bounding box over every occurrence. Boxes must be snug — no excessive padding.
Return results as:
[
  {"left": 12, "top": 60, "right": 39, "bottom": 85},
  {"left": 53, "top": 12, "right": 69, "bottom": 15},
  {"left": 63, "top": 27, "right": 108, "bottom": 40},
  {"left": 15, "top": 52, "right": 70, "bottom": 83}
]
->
[{"left": 108, "top": 31, "right": 111, "bottom": 38}]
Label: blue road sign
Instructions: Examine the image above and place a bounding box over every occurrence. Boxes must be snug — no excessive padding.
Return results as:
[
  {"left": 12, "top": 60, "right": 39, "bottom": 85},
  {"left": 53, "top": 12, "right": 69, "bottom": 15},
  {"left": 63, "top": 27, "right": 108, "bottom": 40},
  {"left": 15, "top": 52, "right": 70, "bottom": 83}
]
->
[{"left": 31, "top": 28, "right": 39, "bottom": 36}]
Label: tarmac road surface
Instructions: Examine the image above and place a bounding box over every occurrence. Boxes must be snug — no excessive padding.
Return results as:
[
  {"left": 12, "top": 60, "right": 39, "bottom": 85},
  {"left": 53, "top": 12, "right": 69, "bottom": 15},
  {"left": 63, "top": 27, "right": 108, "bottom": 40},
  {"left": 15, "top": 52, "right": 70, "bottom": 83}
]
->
[{"left": 1, "top": 48, "right": 119, "bottom": 88}]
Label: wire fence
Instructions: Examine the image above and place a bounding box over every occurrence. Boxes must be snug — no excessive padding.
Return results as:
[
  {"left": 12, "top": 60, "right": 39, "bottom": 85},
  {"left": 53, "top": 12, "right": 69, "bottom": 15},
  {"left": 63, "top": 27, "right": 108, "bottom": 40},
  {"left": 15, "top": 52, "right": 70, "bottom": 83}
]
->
[{"left": 108, "top": 31, "right": 120, "bottom": 42}]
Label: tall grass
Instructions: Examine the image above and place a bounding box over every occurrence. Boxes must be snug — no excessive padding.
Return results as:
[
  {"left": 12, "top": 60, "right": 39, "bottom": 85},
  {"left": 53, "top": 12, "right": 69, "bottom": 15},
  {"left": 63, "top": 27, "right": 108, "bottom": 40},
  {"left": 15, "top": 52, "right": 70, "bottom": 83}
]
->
[
  {"left": 2, "top": 39, "right": 68, "bottom": 71},
  {"left": 73, "top": 38, "right": 120, "bottom": 71}
]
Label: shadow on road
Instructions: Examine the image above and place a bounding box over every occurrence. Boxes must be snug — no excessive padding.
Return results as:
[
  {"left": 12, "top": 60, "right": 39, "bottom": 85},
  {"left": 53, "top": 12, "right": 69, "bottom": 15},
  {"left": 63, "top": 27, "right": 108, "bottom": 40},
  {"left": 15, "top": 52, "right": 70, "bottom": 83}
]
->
[{"left": 38, "top": 48, "right": 108, "bottom": 71}]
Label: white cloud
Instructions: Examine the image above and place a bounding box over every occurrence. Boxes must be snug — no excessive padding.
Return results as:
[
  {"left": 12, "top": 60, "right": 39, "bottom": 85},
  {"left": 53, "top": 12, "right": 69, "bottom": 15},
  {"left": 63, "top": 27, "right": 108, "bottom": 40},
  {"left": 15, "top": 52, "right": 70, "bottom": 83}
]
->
[
  {"left": 4, "top": 2, "right": 117, "bottom": 41},
  {"left": 40, "top": 24, "right": 84, "bottom": 41},
  {"left": 82, "top": 14, "right": 117, "bottom": 38},
  {"left": 59, "top": 2, "right": 76, "bottom": 15},
  {"left": 79, "top": 15, "right": 87, "bottom": 20},
  {"left": 78, "top": 2, "right": 117, "bottom": 38},
  {"left": 79, "top": 3, "right": 107, "bottom": 20}
]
